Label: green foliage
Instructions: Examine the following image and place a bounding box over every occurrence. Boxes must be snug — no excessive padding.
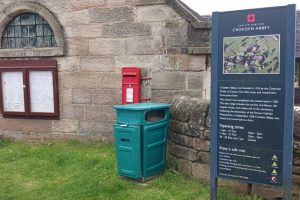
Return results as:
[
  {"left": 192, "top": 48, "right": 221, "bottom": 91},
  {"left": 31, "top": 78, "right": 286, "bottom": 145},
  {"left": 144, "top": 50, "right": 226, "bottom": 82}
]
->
[{"left": 0, "top": 141, "right": 261, "bottom": 200}]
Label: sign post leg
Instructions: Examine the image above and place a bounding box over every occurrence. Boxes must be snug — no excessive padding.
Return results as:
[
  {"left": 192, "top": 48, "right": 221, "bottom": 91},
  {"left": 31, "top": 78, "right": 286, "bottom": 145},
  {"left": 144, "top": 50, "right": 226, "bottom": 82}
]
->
[
  {"left": 247, "top": 183, "right": 252, "bottom": 195},
  {"left": 283, "top": 188, "right": 291, "bottom": 200},
  {"left": 210, "top": 177, "right": 218, "bottom": 200}
]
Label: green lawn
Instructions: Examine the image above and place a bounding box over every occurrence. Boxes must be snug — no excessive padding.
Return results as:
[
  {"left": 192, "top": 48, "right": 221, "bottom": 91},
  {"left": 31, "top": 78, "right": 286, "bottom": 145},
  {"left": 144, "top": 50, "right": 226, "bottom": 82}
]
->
[{"left": 0, "top": 140, "right": 260, "bottom": 200}]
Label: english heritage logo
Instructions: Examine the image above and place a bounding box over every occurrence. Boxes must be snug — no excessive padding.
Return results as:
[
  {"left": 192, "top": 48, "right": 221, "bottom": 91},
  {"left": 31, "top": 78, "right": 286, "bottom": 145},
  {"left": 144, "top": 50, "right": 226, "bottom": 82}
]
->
[{"left": 247, "top": 13, "right": 256, "bottom": 23}]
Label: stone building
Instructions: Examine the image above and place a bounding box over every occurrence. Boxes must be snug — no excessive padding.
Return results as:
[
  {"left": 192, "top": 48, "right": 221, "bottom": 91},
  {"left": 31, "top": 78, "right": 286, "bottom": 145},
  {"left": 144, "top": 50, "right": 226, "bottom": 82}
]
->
[
  {"left": 1, "top": 1, "right": 300, "bottom": 199},
  {"left": 0, "top": 0, "right": 211, "bottom": 140}
]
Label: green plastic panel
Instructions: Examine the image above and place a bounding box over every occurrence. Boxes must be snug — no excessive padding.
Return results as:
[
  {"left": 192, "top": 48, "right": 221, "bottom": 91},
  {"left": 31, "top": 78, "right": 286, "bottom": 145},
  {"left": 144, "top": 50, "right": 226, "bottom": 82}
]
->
[
  {"left": 113, "top": 103, "right": 171, "bottom": 111},
  {"left": 114, "top": 124, "right": 141, "bottom": 179},
  {"left": 142, "top": 122, "right": 168, "bottom": 178},
  {"left": 114, "top": 103, "right": 171, "bottom": 125}
]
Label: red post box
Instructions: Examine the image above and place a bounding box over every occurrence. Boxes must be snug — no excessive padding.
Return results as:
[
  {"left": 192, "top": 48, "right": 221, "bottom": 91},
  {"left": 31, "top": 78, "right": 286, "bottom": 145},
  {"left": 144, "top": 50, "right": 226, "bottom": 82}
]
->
[{"left": 122, "top": 67, "right": 141, "bottom": 104}]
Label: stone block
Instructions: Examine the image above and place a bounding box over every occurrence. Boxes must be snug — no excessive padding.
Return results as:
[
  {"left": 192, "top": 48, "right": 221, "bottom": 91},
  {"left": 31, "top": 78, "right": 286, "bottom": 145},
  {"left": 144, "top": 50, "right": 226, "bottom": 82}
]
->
[
  {"left": 294, "top": 152, "right": 300, "bottom": 165},
  {"left": 0, "top": 118, "right": 52, "bottom": 132},
  {"left": 152, "top": 89, "right": 202, "bottom": 103},
  {"left": 205, "top": 105, "right": 211, "bottom": 128},
  {"left": 187, "top": 26, "right": 211, "bottom": 47},
  {"left": 169, "top": 131, "right": 193, "bottom": 147},
  {"left": 68, "top": 0, "right": 106, "bottom": 11},
  {"left": 63, "top": 72, "right": 99, "bottom": 89},
  {"left": 59, "top": 89, "right": 72, "bottom": 104},
  {"left": 170, "top": 143, "right": 198, "bottom": 161},
  {"left": 115, "top": 55, "right": 162, "bottom": 73},
  {"left": 294, "top": 174, "right": 300, "bottom": 184},
  {"left": 92, "top": 89, "right": 121, "bottom": 105},
  {"left": 187, "top": 122, "right": 206, "bottom": 138},
  {"left": 0, "top": 130, "right": 24, "bottom": 140},
  {"left": 169, "top": 120, "right": 188, "bottom": 134},
  {"left": 163, "top": 54, "right": 206, "bottom": 71},
  {"left": 203, "top": 129, "right": 210, "bottom": 140},
  {"left": 98, "top": 72, "right": 121, "bottom": 89},
  {"left": 191, "top": 163, "right": 210, "bottom": 182},
  {"left": 202, "top": 88, "right": 211, "bottom": 101},
  {"left": 295, "top": 141, "right": 300, "bottom": 150},
  {"left": 163, "top": 20, "right": 188, "bottom": 48},
  {"left": 61, "top": 9, "right": 89, "bottom": 25},
  {"left": 126, "top": 36, "right": 164, "bottom": 55},
  {"left": 130, "top": 0, "right": 166, "bottom": 5},
  {"left": 152, "top": 71, "right": 186, "bottom": 90},
  {"left": 38, "top": 0, "right": 70, "bottom": 14},
  {"left": 72, "top": 89, "right": 92, "bottom": 104},
  {"left": 56, "top": 57, "right": 80, "bottom": 72},
  {"left": 60, "top": 104, "right": 85, "bottom": 120},
  {"left": 66, "top": 38, "right": 89, "bottom": 56},
  {"left": 187, "top": 47, "right": 211, "bottom": 55},
  {"left": 89, "top": 7, "right": 134, "bottom": 23},
  {"left": 251, "top": 185, "right": 283, "bottom": 200},
  {"left": 136, "top": 4, "right": 181, "bottom": 22},
  {"left": 293, "top": 165, "right": 300, "bottom": 175},
  {"left": 192, "top": 138, "right": 210, "bottom": 152},
  {"left": 101, "top": 22, "right": 151, "bottom": 37},
  {"left": 80, "top": 56, "right": 115, "bottom": 72},
  {"left": 106, "top": 0, "right": 129, "bottom": 6},
  {"left": 189, "top": 98, "right": 210, "bottom": 125},
  {"left": 65, "top": 24, "right": 102, "bottom": 38},
  {"left": 52, "top": 119, "right": 79, "bottom": 133},
  {"left": 152, "top": 90, "right": 177, "bottom": 103},
  {"left": 187, "top": 72, "right": 203, "bottom": 90},
  {"left": 197, "top": 151, "right": 209, "bottom": 164},
  {"left": 170, "top": 96, "right": 191, "bottom": 122},
  {"left": 85, "top": 105, "right": 115, "bottom": 122},
  {"left": 150, "top": 22, "right": 163, "bottom": 36},
  {"left": 89, "top": 38, "right": 125, "bottom": 56},
  {"left": 58, "top": 74, "right": 63, "bottom": 90},
  {"left": 79, "top": 121, "right": 114, "bottom": 135},
  {"left": 177, "top": 158, "right": 192, "bottom": 176}
]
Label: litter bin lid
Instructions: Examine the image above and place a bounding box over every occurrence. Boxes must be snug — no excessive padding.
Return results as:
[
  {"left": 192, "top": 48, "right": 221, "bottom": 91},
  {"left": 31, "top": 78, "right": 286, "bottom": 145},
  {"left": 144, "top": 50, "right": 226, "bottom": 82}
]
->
[{"left": 113, "top": 103, "right": 171, "bottom": 111}]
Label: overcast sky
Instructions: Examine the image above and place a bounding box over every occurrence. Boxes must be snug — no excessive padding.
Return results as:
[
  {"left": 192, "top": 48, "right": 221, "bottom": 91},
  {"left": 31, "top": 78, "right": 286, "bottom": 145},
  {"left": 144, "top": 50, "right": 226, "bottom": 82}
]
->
[{"left": 181, "top": 0, "right": 299, "bottom": 15}]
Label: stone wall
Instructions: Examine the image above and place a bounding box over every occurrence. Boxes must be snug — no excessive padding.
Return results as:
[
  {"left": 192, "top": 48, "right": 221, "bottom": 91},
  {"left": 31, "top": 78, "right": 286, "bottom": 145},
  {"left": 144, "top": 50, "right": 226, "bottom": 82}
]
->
[
  {"left": 168, "top": 96, "right": 300, "bottom": 200},
  {"left": 0, "top": 0, "right": 210, "bottom": 141}
]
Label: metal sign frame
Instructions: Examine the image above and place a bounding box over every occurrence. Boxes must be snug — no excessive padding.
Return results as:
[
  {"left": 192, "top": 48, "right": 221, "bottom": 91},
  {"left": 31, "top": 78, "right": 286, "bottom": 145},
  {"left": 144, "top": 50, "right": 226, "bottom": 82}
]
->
[{"left": 210, "top": 5, "right": 296, "bottom": 200}]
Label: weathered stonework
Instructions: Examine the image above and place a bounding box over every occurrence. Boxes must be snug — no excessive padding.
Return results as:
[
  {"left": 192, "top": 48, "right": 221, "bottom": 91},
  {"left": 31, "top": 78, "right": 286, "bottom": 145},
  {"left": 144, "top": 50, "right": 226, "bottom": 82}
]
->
[
  {"left": 88, "top": 7, "right": 134, "bottom": 23},
  {"left": 168, "top": 96, "right": 300, "bottom": 200}
]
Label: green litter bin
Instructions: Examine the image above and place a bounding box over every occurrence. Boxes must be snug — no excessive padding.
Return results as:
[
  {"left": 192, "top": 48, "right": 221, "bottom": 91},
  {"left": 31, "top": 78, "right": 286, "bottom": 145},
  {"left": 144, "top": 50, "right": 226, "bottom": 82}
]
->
[{"left": 113, "top": 103, "right": 171, "bottom": 180}]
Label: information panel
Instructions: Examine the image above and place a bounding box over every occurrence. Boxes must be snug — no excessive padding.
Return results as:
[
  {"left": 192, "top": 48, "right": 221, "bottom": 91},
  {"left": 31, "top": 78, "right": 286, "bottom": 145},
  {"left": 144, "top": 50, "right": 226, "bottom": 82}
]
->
[
  {"left": 1, "top": 71, "right": 25, "bottom": 112},
  {"left": 29, "top": 71, "right": 54, "bottom": 113},
  {"left": 211, "top": 4, "right": 295, "bottom": 194}
]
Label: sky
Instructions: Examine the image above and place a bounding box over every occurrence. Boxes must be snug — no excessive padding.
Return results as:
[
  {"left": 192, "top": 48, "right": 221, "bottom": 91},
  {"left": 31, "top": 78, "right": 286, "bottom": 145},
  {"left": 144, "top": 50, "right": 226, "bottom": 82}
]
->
[{"left": 181, "top": 0, "right": 299, "bottom": 15}]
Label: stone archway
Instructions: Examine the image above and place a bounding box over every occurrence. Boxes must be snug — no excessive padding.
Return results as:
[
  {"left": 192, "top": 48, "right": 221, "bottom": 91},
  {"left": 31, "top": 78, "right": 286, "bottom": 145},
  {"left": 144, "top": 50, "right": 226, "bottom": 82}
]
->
[{"left": 0, "top": 2, "right": 65, "bottom": 57}]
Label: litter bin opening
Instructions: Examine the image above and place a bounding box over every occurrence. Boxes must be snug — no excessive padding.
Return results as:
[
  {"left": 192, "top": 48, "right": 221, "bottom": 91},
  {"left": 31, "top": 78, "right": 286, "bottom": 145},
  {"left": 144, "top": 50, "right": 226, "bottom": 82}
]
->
[{"left": 145, "top": 109, "right": 165, "bottom": 122}]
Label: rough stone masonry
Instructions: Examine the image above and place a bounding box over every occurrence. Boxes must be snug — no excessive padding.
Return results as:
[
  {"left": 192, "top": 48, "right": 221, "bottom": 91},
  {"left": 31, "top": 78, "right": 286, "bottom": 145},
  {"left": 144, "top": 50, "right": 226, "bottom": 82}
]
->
[
  {"left": 0, "top": 0, "right": 210, "bottom": 141},
  {"left": 168, "top": 96, "right": 300, "bottom": 200}
]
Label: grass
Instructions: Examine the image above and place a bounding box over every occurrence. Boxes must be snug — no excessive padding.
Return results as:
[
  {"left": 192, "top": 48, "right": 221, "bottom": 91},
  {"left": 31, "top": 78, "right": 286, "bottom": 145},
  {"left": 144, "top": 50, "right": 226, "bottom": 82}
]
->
[{"left": 0, "top": 140, "right": 260, "bottom": 200}]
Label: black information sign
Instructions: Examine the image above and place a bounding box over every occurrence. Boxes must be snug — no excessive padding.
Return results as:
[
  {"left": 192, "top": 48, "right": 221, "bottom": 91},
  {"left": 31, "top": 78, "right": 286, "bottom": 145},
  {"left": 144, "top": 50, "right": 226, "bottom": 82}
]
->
[{"left": 210, "top": 5, "right": 296, "bottom": 200}]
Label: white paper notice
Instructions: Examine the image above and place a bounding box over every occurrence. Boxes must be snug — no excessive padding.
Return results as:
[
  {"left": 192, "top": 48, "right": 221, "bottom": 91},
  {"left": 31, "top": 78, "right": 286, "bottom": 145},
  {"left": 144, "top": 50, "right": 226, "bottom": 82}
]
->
[
  {"left": 29, "top": 71, "right": 54, "bottom": 113},
  {"left": 2, "top": 72, "right": 25, "bottom": 112},
  {"left": 126, "top": 88, "right": 134, "bottom": 103}
]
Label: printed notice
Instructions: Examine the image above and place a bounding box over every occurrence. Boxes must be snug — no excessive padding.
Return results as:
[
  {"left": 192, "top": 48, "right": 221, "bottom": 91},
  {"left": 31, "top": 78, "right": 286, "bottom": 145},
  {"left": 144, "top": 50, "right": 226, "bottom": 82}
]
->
[
  {"left": 29, "top": 71, "right": 54, "bottom": 113},
  {"left": 2, "top": 72, "right": 25, "bottom": 112},
  {"left": 217, "top": 81, "right": 284, "bottom": 185}
]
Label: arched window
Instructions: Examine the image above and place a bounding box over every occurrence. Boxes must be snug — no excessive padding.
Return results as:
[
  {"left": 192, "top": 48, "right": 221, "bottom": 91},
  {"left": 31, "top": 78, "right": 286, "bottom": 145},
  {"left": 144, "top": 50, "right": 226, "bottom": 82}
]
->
[{"left": 1, "top": 12, "right": 56, "bottom": 49}]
